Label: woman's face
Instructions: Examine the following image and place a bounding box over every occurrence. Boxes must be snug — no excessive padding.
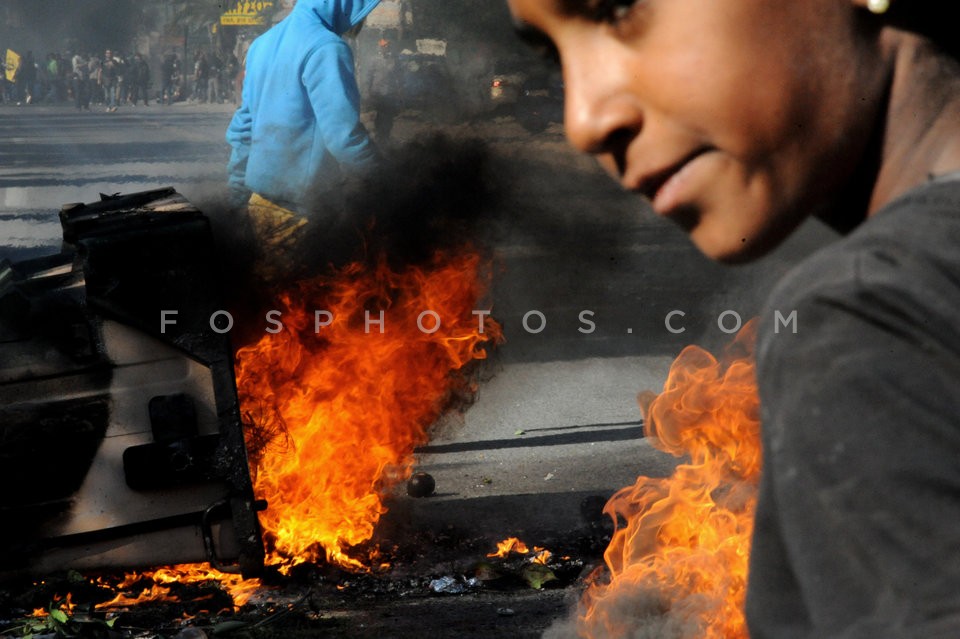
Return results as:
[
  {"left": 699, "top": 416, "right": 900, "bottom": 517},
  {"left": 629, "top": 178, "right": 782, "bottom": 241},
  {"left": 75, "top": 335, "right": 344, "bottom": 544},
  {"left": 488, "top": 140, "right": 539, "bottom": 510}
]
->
[{"left": 506, "top": 0, "right": 888, "bottom": 261}]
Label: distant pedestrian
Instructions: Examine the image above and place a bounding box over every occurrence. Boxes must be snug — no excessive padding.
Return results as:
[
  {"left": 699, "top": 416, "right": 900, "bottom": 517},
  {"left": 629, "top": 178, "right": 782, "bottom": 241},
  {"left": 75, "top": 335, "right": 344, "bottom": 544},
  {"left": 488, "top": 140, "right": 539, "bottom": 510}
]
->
[
  {"left": 362, "top": 38, "right": 401, "bottom": 142},
  {"left": 71, "top": 51, "right": 90, "bottom": 111},
  {"left": 15, "top": 50, "right": 36, "bottom": 104},
  {"left": 232, "top": 35, "right": 250, "bottom": 107},
  {"left": 56, "top": 53, "right": 68, "bottom": 101},
  {"left": 161, "top": 51, "right": 180, "bottom": 105},
  {"left": 86, "top": 53, "right": 101, "bottom": 104},
  {"left": 99, "top": 49, "right": 119, "bottom": 112},
  {"left": 207, "top": 50, "right": 223, "bottom": 104},
  {"left": 192, "top": 50, "right": 209, "bottom": 102},
  {"left": 114, "top": 53, "right": 127, "bottom": 105},
  {"left": 129, "top": 53, "right": 150, "bottom": 106},
  {"left": 42, "top": 54, "right": 52, "bottom": 101},
  {"left": 223, "top": 51, "right": 239, "bottom": 104},
  {"left": 0, "top": 49, "right": 13, "bottom": 104}
]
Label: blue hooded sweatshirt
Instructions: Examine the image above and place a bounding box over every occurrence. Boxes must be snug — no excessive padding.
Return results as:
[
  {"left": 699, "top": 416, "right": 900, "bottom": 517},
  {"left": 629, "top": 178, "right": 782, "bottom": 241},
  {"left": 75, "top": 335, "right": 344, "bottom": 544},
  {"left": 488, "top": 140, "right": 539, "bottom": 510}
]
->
[{"left": 226, "top": 0, "right": 381, "bottom": 210}]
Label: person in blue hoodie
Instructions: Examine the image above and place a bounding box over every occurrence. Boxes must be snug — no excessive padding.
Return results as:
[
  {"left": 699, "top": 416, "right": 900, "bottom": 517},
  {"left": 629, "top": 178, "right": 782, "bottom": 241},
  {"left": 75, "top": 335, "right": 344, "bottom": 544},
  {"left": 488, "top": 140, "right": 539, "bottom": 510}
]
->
[{"left": 226, "top": 0, "right": 382, "bottom": 281}]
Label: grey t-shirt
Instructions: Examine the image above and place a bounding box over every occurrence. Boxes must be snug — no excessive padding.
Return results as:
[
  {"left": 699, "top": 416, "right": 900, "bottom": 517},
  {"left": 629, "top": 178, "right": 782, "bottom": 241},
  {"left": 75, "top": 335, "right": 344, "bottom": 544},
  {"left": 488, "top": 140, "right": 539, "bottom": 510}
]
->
[{"left": 746, "top": 177, "right": 960, "bottom": 639}]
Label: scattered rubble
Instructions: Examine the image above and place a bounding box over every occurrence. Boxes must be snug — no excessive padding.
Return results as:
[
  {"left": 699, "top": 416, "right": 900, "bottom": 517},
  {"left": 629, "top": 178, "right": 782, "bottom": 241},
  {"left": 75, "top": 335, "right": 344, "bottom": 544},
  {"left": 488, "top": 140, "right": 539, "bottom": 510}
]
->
[{"left": 0, "top": 527, "right": 608, "bottom": 638}]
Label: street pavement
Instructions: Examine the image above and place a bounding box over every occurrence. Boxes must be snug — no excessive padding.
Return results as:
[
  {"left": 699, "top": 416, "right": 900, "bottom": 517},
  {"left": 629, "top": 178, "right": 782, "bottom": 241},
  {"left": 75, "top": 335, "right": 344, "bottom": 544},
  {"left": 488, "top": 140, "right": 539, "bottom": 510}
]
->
[
  {"left": 400, "top": 354, "right": 681, "bottom": 544},
  {"left": 0, "top": 101, "right": 237, "bottom": 262}
]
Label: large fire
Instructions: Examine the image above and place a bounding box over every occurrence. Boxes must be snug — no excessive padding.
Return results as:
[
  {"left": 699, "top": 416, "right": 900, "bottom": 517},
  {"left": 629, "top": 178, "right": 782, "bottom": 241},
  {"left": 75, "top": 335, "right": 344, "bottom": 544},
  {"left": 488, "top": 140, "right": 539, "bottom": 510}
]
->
[
  {"left": 23, "top": 246, "right": 499, "bottom": 617},
  {"left": 576, "top": 323, "right": 760, "bottom": 639},
  {"left": 235, "top": 247, "right": 501, "bottom": 571}
]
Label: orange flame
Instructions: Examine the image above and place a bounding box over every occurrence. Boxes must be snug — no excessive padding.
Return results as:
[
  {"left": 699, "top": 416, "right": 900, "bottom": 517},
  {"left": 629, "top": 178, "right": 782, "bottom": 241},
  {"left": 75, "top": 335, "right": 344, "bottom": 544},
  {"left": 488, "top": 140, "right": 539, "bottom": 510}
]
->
[
  {"left": 31, "top": 592, "right": 76, "bottom": 618},
  {"left": 31, "top": 567, "right": 258, "bottom": 618},
  {"left": 235, "top": 248, "right": 501, "bottom": 570},
  {"left": 487, "top": 538, "right": 554, "bottom": 564},
  {"left": 487, "top": 537, "right": 530, "bottom": 558},
  {"left": 532, "top": 547, "right": 553, "bottom": 565},
  {"left": 578, "top": 322, "right": 760, "bottom": 639},
  {"left": 93, "top": 564, "right": 262, "bottom": 611}
]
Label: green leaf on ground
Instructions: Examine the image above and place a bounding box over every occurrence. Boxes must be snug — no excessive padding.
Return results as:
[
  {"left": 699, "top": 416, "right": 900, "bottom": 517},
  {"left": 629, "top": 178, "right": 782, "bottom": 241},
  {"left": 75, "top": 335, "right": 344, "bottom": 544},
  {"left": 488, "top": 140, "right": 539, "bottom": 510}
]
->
[
  {"left": 520, "top": 563, "right": 557, "bottom": 590},
  {"left": 49, "top": 608, "right": 69, "bottom": 624}
]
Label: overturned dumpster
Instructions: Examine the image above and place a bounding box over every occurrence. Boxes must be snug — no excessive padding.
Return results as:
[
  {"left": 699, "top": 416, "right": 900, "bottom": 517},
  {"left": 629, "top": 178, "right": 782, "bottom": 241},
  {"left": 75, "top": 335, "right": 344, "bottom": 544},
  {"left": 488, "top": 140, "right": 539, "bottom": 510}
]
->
[{"left": 0, "top": 188, "right": 264, "bottom": 579}]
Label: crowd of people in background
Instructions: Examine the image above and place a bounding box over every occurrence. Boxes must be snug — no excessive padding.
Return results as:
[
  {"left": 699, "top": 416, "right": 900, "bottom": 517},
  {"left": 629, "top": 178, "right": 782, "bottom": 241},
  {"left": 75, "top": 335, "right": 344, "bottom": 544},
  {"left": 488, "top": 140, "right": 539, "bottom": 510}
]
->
[{"left": 1, "top": 45, "right": 242, "bottom": 111}]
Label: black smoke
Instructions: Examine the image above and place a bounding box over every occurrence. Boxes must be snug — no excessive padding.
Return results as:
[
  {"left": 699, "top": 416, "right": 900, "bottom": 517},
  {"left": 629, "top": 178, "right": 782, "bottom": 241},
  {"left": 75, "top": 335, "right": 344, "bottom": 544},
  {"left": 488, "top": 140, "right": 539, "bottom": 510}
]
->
[{"left": 207, "top": 133, "right": 510, "bottom": 347}]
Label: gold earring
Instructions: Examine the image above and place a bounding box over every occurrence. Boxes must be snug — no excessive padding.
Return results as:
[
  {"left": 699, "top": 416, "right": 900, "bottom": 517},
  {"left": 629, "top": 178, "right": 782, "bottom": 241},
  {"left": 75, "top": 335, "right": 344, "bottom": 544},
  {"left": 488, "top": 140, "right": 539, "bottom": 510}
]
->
[{"left": 866, "top": 0, "right": 890, "bottom": 14}]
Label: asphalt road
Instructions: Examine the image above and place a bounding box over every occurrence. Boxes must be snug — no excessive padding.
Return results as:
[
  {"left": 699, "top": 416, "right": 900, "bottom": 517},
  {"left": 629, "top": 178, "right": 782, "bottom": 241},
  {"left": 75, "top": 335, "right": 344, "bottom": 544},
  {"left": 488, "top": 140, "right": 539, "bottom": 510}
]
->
[{"left": 0, "top": 102, "right": 234, "bottom": 262}]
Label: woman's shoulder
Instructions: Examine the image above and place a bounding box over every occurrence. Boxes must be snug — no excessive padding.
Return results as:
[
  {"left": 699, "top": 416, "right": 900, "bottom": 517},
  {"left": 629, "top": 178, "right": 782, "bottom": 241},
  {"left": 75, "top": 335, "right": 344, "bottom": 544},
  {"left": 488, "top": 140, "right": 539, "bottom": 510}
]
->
[
  {"left": 771, "top": 177, "right": 960, "bottom": 305},
  {"left": 758, "top": 176, "right": 960, "bottom": 361}
]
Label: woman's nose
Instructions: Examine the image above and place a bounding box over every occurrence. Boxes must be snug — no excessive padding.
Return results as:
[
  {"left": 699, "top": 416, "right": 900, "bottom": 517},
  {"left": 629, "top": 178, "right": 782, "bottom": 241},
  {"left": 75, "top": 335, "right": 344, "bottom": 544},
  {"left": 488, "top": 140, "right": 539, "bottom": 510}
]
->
[{"left": 561, "top": 42, "right": 644, "bottom": 160}]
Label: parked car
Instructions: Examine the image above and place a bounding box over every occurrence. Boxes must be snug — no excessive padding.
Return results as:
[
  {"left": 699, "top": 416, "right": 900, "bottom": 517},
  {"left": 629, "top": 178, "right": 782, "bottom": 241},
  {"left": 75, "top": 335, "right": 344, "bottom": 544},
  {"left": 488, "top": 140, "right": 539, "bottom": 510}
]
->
[
  {"left": 488, "top": 60, "right": 563, "bottom": 132},
  {"left": 490, "top": 70, "right": 527, "bottom": 108},
  {"left": 488, "top": 57, "right": 527, "bottom": 111},
  {"left": 514, "top": 68, "right": 564, "bottom": 133}
]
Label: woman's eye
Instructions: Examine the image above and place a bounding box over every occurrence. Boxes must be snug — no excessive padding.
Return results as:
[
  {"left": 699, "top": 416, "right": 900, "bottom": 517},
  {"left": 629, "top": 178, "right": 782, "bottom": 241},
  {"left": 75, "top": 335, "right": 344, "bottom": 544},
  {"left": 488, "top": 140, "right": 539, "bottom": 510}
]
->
[{"left": 582, "top": 0, "right": 639, "bottom": 23}]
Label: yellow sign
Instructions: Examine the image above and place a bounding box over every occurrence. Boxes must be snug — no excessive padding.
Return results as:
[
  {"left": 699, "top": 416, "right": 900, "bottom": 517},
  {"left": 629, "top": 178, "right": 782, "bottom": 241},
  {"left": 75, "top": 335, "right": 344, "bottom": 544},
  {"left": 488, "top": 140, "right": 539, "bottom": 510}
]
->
[
  {"left": 5, "top": 49, "right": 21, "bottom": 83},
  {"left": 221, "top": 1, "right": 274, "bottom": 26}
]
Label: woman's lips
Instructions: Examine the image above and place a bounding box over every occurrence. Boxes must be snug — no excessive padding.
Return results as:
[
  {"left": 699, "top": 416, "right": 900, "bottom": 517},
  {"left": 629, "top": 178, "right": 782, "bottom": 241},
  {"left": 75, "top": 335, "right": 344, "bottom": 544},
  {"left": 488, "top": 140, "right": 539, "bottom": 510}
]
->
[{"left": 629, "top": 149, "right": 713, "bottom": 215}]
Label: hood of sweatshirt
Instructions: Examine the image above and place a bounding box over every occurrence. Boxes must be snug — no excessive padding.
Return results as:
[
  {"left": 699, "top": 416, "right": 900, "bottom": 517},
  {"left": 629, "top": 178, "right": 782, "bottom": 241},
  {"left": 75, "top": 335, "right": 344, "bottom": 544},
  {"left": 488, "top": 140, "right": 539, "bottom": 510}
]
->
[{"left": 295, "top": 0, "right": 381, "bottom": 35}]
